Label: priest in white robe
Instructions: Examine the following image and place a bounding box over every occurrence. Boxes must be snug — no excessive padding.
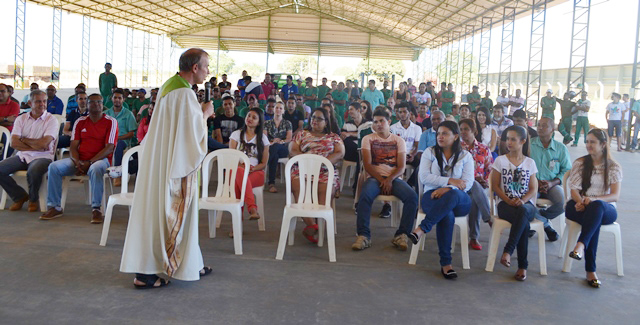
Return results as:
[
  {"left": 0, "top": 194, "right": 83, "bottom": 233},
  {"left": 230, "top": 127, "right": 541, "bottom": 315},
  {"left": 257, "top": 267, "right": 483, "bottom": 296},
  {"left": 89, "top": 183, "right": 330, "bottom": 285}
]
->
[{"left": 120, "top": 48, "right": 215, "bottom": 288}]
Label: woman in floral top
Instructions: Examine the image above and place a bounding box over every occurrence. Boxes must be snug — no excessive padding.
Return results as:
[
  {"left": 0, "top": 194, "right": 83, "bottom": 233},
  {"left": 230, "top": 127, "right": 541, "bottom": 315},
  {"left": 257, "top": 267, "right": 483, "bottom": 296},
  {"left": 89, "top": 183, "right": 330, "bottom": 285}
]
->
[
  {"left": 290, "top": 108, "right": 345, "bottom": 243},
  {"left": 566, "top": 129, "right": 622, "bottom": 288},
  {"left": 459, "top": 119, "right": 493, "bottom": 250},
  {"left": 263, "top": 101, "right": 292, "bottom": 193}
]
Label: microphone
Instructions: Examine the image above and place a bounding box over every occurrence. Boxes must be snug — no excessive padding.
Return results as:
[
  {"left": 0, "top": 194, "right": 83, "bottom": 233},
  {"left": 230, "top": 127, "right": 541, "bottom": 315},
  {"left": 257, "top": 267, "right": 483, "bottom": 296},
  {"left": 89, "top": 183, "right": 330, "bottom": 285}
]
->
[{"left": 204, "top": 82, "right": 211, "bottom": 102}]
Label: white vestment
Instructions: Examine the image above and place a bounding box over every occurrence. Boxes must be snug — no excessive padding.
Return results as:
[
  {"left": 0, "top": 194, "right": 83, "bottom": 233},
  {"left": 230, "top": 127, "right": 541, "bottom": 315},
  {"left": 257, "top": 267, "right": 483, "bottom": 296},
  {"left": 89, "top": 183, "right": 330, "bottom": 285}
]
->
[{"left": 120, "top": 75, "right": 207, "bottom": 281}]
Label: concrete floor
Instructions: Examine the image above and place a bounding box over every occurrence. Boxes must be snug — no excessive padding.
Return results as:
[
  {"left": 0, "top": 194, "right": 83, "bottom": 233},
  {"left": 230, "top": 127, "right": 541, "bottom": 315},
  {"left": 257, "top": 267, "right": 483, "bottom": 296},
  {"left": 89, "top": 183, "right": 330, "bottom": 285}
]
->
[{"left": 1, "top": 140, "right": 639, "bottom": 324}]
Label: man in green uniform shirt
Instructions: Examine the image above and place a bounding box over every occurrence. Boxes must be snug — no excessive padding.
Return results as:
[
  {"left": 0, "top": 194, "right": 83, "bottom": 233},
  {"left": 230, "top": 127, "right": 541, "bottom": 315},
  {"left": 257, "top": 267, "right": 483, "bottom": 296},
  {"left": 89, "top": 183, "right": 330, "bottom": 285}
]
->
[
  {"left": 381, "top": 80, "right": 392, "bottom": 102},
  {"left": 572, "top": 91, "right": 591, "bottom": 147},
  {"left": 297, "top": 79, "right": 305, "bottom": 94},
  {"left": 466, "top": 86, "right": 481, "bottom": 112},
  {"left": 480, "top": 90, "right": 493, "bottom": 111},
  {"left": 333, "top": 82, "right": 349, "bottom": 124},
  {"left": 99, "top": 63, "right": 117, "bottom": 105},
  {"left": 131, "top": 89, "right": 150, "bottom": 116},
  {"left": 303, "top": 77, "right": 318, "bottom": 109},
  {"left": 540, "top": 89, "right": 557, "bottom": 119},
  {"left": 317, "top": 78, "right": 331, "bottom": 102},
  {"left": 556, "top": 91, "right": 577, "bottom": 144}
]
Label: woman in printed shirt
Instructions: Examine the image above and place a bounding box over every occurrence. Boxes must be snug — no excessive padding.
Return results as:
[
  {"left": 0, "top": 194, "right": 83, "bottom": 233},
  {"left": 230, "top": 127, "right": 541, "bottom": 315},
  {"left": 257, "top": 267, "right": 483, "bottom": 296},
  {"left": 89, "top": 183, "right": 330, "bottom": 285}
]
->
[
  {"left": 566, "top": 129, "right": 622, "bottom": 288},
  {"left": 490, "top": 125, "right": 538, "bottom": 281},
  {"left": 459, "top": 119, "right": 493, "bottom": 251},
  {"left": 409, "top": 121, "right": 474, "bottom": 280}
]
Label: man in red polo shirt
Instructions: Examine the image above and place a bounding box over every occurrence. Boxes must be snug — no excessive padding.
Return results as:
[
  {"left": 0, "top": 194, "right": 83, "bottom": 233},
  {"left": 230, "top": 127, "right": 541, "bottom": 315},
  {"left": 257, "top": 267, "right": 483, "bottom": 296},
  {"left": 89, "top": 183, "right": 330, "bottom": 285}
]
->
[
  {"left": 0, "top": 83, "right": 20, "bottom": 160},
  {"left": 41, "top": 93, "right": 118, "bottom": 223}
]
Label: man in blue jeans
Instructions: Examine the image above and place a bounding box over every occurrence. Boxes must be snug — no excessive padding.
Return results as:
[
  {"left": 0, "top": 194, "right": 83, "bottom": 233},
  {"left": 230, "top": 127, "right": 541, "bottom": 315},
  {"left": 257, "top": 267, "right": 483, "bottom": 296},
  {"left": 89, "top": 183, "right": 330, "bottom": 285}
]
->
[
  {"left": 353, "top": 107, "right": 418, "bottom": 251},
  {"left": 41, "top": 94, "right": 118, "bottom": 224}
]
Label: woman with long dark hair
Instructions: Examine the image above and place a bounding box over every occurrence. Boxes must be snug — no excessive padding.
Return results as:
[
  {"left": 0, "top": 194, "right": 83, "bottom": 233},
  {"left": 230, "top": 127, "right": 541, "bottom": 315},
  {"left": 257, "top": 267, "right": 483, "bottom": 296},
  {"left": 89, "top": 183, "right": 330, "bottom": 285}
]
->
[
  {"left": 321, "top": 103, "right": 341, "bottom": 135},
  {"left": 490, "top": 125, "right": 538, "bottom": 281},
  {"left": 229, "top": 107, "right": 270, "bottom": 224},
  {"left": 409, "top": 121, "right": 474, "bottom": 280},
  {"left": 475, "top": 106, "right": 497, "bottom": 152},
  {"left": 566, "top": 128, "right": 622, "bottom": 288},
  {"left": 290, "top": 108, "right": 345, "bottom": 243}
]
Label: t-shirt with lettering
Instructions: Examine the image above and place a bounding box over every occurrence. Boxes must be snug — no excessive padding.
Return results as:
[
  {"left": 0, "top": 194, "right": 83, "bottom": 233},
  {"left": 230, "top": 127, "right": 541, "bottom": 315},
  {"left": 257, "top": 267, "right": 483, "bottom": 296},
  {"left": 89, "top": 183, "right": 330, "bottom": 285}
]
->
[
  {"left": 229, "top": 130, "right": 270, "bottom": 167},
  {"left": 72, "top": 114, "right": 118, "bottom": 161},
  {"left": 361, "top": 133, "right": 406, "bottom": 178},
  {"left": 492, "top": 155, "right": 537, "bottom": 205},
  {"left": 213, "top": 114, "right": 244, "bottom": 143}
]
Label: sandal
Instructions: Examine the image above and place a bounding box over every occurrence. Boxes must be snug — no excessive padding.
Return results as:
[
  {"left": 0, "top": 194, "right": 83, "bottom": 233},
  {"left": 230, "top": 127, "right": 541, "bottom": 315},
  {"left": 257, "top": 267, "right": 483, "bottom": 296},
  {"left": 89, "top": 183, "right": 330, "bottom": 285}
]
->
[
  {"left": 268, "top": 184, "right": 278, "bottom": 193},
  {"left": 586, "top": 278, "right": 601, "bottom": 288},
  {"left": 515, "top": 271, "right": 527, "bottom": 282},
  {"left": 134, "top": 274, "right": 170, "bottom": 289},
  {"left": 200, "top": 266, "right": 213, "bottom": 277},
  {"left": 302, "top": 224, "right": 319, "bottom": 244},
  {"left": 500, "top": 253, "right": 511, "bottom": 268},
  {"left": 249, "top": 208, "right": 260, "bottom": 220}
]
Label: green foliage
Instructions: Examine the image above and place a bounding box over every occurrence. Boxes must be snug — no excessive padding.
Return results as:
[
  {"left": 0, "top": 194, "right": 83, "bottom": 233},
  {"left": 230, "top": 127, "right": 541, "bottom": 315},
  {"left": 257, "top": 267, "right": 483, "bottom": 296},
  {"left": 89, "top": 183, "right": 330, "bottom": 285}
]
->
[
  {"left": 355, "top": 59, "right": 405, "bottom": 82},
  {"left": 278, "top": 55, "right": 318, "bottom": 77},
  {"left": 209, "top": 52, "right": 235, "bottom": 76}
]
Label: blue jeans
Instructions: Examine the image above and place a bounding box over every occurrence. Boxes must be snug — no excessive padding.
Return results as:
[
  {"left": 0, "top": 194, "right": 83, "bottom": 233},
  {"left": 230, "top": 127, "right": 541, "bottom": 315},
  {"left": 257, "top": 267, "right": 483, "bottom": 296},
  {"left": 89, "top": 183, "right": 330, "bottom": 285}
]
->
[
  {"left": 47, "top": 157, "right": 109, "bottom": 209},
  {"left": 566, "top": 200, "right": 617, "bottom": 272},
  {"left": 420, "top": 188, "right": 471, "bottom": 266},
  {"left": 356, "top": 177, "right": 418, "bottom": 239},
  {"left": 113, "top": 140, "right": 128, "bottom": 166},
  {"left": 535, "top": 184, "right": 565, "bottom": 227},
  {"left": 631, "top": 122, "right": 640, "bottom": 149},
  {"left": 208, "top": 137, "right": 227, "bottom": 151},
  {"left": 267, "top": 143, "right": 288, "bottom": 185},
  {"left": 497, "top": 201, "right": 537, "bottom": 269}
]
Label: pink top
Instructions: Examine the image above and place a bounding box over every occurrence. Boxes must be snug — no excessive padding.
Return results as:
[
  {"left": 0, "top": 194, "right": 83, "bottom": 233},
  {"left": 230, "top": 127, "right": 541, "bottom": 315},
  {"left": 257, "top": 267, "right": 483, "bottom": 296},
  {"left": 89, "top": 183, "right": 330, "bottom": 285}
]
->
[
  {"left": 137, "top": 116, "right": 150, "bottom": 142},
  {"left": 11, "top": 111, "right": 59, "bottom": 163}
]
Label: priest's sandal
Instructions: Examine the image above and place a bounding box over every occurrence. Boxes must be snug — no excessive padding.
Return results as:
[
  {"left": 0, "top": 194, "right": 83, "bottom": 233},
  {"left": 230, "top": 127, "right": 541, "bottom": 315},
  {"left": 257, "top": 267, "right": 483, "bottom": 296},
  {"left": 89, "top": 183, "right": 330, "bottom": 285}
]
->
[
  {"left": 134, "top": 274, "right": 170, "bottom": 289},
  {"left": 200, "top": 266, "right": 213, "bottom": 277}
]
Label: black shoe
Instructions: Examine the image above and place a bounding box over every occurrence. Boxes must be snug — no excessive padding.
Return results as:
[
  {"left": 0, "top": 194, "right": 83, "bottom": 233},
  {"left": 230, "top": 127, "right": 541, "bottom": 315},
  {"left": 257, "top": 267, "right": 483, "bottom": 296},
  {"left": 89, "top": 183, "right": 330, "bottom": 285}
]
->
[
  {"left": 528, "top": 230, "right": 536, "bottom": 238},
  {"left": 408, "top": 232, "right": 420, "bottom": 245},
  {"left": 378, "top": 203, "right": 391, "bottom": 218},
  {"left": 544, "top": 226, "right": 559, "bottom": 242},
  {"left": 441, "top": 268, "right": 458, "bottom": 280}
]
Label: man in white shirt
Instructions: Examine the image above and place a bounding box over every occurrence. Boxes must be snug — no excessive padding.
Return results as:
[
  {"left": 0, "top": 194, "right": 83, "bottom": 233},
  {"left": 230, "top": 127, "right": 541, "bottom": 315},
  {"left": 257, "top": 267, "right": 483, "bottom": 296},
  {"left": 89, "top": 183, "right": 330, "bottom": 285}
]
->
[
  {"left": 390, "top": 102, "right": 422, "bottom": 192},
  {"left": 606, "top": 92, "right": 625, "bottom": 151},
  {"left": 496, "top": 89, "right": 510, "bottom": 115},
  {"left": 0, "top": 89, "right": 58, "bottom": 211},
  {"left": 507, "top": 89, "right": 525, "bottom": 116}
]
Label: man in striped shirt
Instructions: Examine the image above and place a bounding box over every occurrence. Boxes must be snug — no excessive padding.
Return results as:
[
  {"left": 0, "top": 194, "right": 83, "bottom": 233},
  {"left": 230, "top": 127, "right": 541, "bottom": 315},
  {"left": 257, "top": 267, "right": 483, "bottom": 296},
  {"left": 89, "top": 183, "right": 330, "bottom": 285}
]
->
[{"left": 41, "top": 93, "right": 118, "bottom": 224}]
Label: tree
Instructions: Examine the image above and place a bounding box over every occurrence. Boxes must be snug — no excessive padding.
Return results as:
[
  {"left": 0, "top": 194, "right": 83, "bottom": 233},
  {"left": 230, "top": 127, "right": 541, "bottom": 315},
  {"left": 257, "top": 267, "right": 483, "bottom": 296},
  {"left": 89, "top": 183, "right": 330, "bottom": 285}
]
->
[
  {"left": 209, "top": 52, "right": 235, "bottom": 76},
  {"left": 333, "top": 66, "right": 356, "bottom": 80},
  {"left": 233, "top": 63, "right": 265, "bottom": 79},
  {"left": 278, "top": 55, "right": 317, "bottom": 77},
  {"left": 355, "top": 58, "right": 405, "bottom": 82}
]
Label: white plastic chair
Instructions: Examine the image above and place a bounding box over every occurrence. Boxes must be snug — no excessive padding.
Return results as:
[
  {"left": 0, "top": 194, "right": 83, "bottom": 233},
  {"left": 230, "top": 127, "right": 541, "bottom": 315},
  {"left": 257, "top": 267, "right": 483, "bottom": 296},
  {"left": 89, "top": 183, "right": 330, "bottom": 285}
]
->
[
  {"left": 100, "top": 146, "right": 140, "bottom": 246},
  {"left": 485, "top": 178, "right": 548, "bottom": 275},
  {"left": 558, "top": 174, "right": 623, "bottom": 276},
  {"left": 339, "top": 160, "right": 357, "bottom": 192},
  {"left": 275, "top": 154, "right": 336, "bottom": 262},
  {"left": 536, "top": 173, "right": 570, "bottom": 243},
  {"left": 199, "top": 149, "right": 250, "bottom": 255},
  {"left": 409, "top": 181, "right": 470, "bottom": 269},
  {"left": 61, "top": 174, "right": 109, "bottom": 212}
]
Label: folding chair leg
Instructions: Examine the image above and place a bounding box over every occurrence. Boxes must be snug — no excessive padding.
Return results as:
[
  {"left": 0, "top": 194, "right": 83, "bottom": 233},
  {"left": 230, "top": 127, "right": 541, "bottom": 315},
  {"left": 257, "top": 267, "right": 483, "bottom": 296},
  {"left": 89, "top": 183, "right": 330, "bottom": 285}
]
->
[
  {"left": 325, "top": 218, "right": 336, "bottom": 262},
  {"left": 100, "top": 200, "right": 116, "bottom": 246},
  {"left": 276, "top": 214, "right": 292, "bottom": 260},
  {"left": 231, "top": 208, "right": 243, "bottom": 255}
]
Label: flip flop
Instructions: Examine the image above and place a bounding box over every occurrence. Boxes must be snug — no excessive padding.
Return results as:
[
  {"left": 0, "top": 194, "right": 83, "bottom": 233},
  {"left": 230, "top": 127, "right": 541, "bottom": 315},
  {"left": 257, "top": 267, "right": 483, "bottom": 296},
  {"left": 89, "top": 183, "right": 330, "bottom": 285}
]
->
[{"left": 302, "top": 224, "right": 319, "bottom": 244}]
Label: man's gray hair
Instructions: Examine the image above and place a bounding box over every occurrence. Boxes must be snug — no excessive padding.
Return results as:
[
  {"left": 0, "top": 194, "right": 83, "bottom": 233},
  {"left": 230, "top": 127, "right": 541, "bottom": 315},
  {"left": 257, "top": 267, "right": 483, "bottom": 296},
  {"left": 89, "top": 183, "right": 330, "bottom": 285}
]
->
[
  {"left": 431, "top": 110, "right": 445, "bottom": 119},
  {"left": 179, "top": 48, "right": 208, "bottom": 72},
  {"left": 30, "top": 89, "right": 46, "bottom": 101}
]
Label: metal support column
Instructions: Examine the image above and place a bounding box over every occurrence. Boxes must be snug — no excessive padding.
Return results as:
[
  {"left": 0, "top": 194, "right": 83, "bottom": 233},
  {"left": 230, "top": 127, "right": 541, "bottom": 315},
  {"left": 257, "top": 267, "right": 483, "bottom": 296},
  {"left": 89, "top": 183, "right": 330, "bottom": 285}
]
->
[
  {"left": 142, "top": 32, "right": 150, "bottom": 87},
  {"left": 478, "top": 17, "right": 492, "bottom": 92},
  {"left": 51, "top": 0, "right": 62, "bottom": 88},
  {"left": 566, "top": 0, "right": 591, "bottom": 91},
  {"left": 626, "top": 1, "right": 640, "bottom": 150},
  {"left": 438, "top": 42, "right": 445, "bottom": 82},
  {"left": 13, "top": 0, "right": 26, "bottom": 89},
  {"left": 156, "top": 35, "right": 164, "bottom": 86},
  {"left": 216, "top": 28, "right": 221, "bottom": 76},
  {"left": 125, "top": 27, "right": 134, "bottom": 87},
  {"left": 266, "top": 15, "right": 272, "bottom": 72},
  {"left": 80, "top": 15, "right": 91, "bottom": 86},
  {"left": 446, "top": 34, "right": 453, "bottom": 82},
  {"left": 106, "top": 21, "right": 114, "bottom": 64},
  {"left": 449, "top": 32, "right": 461, "bottom": 92},
  {"left": 462, "top": 25, "right": 475, "bottom": 94},
  {"left": 317, "top": 19, "right": 322, "bottom": 83},
  {"left": 525, "top": 0, "right": 547, "bottom": 122},
  {"left": 498, "top": 7, "right": 516, "bottom": 94},
  {"left": 428, "top": 48, "right": 435, "bottom": 81}
]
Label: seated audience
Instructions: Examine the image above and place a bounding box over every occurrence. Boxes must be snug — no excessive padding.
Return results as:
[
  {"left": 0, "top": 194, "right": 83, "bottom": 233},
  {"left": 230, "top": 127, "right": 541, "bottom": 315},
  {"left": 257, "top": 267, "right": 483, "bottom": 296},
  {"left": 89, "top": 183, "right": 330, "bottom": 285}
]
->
[
  {"left": 104, "top": 89, "right": 138, "bottom": 186},
  {"left": 490, "top": 104, "right": 513, "bottom": 139},
  {"left": 45, "top": 85, "right": 64, "bottom": 115},
  {"left": 58, "top": 92, "right": 89, "bottom": 149},
  {"left": 213, "top": 94, "right": 244, "bottom": 147},
  {"left": 530, "top": 117, "right": 572, "bottom": 241},
  {"left": 285, "top": 97, "right": 305, "bottom": 136},
  {"left": 229, "top": 107, "right": 269, "bottom": 226},
  {"left": 0, "top": 83, "right": 21, "bottom": 159},
  {"left": 459, "top": 119, "right": 493, "bottom": 250},
  {"left": 264, "top": 101, "right": 292, "bottom": 193},
  {"left": 499, "top": 109, "right": 537, "bottom": 155},
  {"left": 475, "top": 106, "right": 498, "bottom": 153},
  {"left": 0, "top": 89, "right": 58, "bottom": 211},
  {"left": 408, "top": 121, "right": 473, "bottom": 280},
  {"left": 566, "top": 128, "right": 622, "bottom": 288},
  {"left": 417, "top": 110, "right": 445, "bottom": 152},
  {"left": 354, "top": 107, "right": 417, "bottom": 251},
  {"left": 490, "top": 125, "right": 538, "bottom": 281},
  {"left": 41, "top": 94, "right": 117, "bottom": 224},
  {"left": 290, "top": 108, "right": 344, "bottom": 243},
  {"left": 390, "top": 102, "right": 422, "bottom": 192}
]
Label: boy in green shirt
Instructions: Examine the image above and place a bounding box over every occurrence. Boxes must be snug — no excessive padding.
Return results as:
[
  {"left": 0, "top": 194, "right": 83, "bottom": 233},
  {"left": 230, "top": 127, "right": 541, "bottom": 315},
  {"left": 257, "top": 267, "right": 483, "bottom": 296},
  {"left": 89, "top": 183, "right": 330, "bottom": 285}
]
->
[
  {"left": 480, "top": 90, "right": 493, "bottom": 111},
  {"left": 466, "top": 86, "right": 481, "bottom": 112},
  {"left": 381, "top": 80, "right": 392, "bottom": 102},
  {"left": 98, "top": 63, "right": 117, "bottom": 104},
  {"left": 317, "top": 78, "right": 331, "bottom": 102},
  {"left": 540, "top": 89, "right": 557, "bottom": 119},
  {"left": 303, "top": 77, "right": 318, "bottom": 109}
]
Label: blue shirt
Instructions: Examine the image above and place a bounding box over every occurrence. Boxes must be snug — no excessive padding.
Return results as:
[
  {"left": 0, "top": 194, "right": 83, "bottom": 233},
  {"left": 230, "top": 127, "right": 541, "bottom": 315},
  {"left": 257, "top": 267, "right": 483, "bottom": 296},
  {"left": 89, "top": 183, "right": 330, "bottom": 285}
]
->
[
  {"left": 281, "top": 84, "right": 298, "bottom": 100},
  {"left": 418, "top": 128, "right": 436, "bottom": 152},
  {"left": 361, "top": 88, "right": 385, "bottom": 108},
  {"left": 419, "top": 147, "right": 474, "bottom": 193},
  {"left": 66, "top": 95, "right": 78, "bottom": 115},
  {"left": 529, "top": 137, "right": 572, "bottom": 182},
  {"left": 238, "top": 80, "right": 246, "bottom": 98},
  {"left": 47, "top": 96, "right": 64, "bottom": 115}
]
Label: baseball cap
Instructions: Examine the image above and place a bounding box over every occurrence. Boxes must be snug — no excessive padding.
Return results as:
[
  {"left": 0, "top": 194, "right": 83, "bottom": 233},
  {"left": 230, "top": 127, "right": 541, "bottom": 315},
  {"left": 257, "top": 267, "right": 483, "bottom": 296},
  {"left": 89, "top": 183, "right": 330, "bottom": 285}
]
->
[
  {"left": 546, "top": 89, "right": 553, "bottom": 94},
  {"left": 138, "top": 88, "right": 147, "bottom": 95}
]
